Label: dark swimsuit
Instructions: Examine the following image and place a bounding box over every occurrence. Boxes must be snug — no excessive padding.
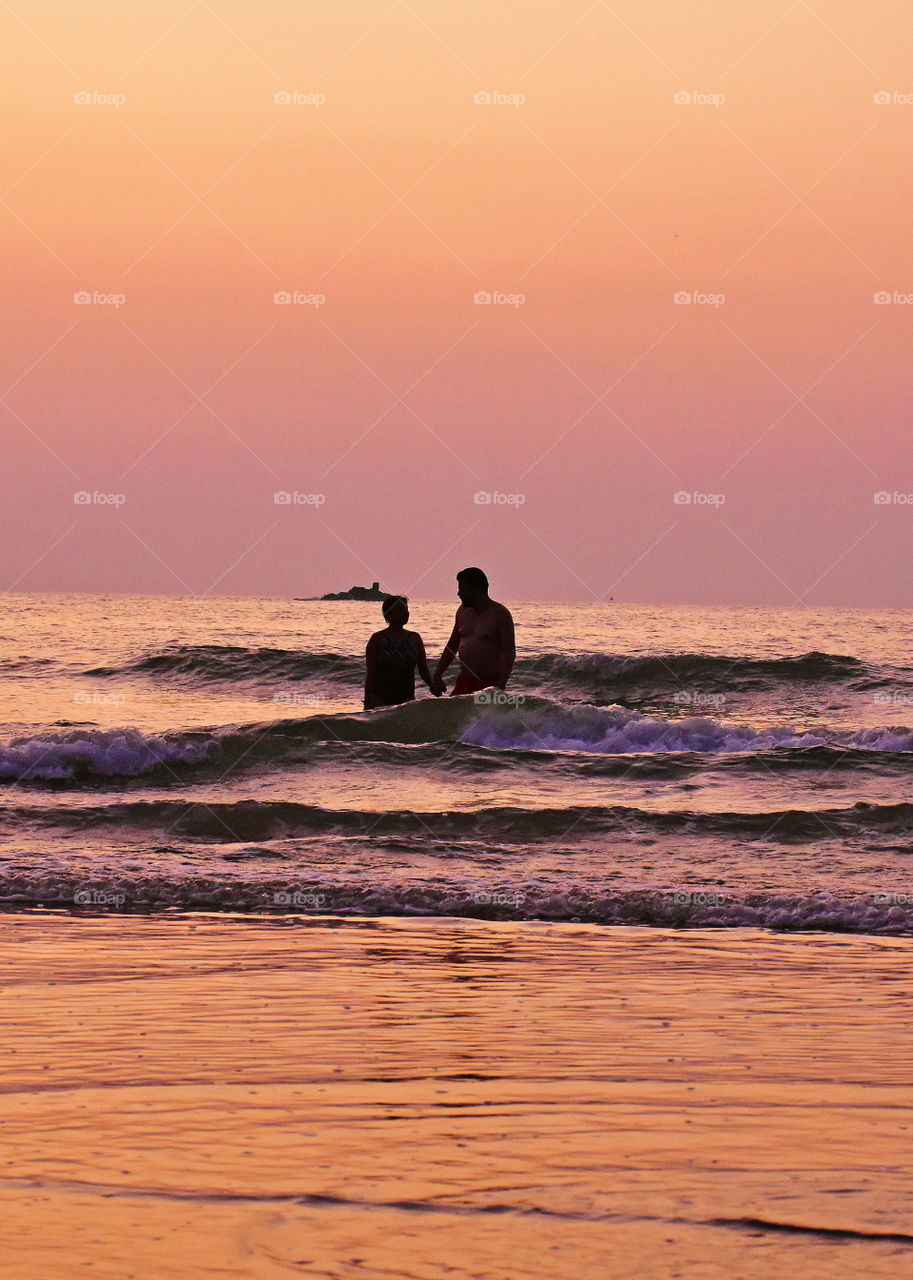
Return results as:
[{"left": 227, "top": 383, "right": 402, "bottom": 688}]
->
[{"left": 372, "top": 632, "right": 418, "bottom": 707}]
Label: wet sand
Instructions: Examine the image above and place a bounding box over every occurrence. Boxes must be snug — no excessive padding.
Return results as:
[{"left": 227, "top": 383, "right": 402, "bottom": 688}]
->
[{"left": 1, "top": 915, "right": 911, "bottom": 1278}]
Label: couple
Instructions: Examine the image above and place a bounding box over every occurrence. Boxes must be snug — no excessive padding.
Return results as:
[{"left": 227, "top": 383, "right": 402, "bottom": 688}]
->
[{"left": 363, "top": 567, "right": 515, "bottom": 711}]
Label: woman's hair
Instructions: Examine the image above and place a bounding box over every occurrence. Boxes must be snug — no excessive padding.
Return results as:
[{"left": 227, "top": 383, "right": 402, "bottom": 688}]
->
[{"left": 381, "top": 594, "right": 408, "bottom": 619}]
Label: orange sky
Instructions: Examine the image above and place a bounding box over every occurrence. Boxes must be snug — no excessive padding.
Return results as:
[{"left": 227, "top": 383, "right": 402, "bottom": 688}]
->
[{"left": 3, "top": 1, "right": 913, "bottom": 604}]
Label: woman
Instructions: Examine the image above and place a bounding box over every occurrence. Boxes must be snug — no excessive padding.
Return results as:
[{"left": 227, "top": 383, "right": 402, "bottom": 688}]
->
[{"left": 363, "top": 596, "right": 439, "bottom": 710}]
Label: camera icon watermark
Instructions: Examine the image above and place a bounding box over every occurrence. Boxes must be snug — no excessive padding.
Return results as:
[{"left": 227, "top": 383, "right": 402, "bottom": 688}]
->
[
  {"left": 274, "top": 290, "right": 326, "bottom": 307},
  {"left": 673, "top": 290, "right": 725, "bottom": 307},
  {"left": 873, "top": 891, "right": 912, "bottom": 905},
  {"left": 674, "top": 490, "right": 725, "bottom": 507},
  {"left": 873, "top": 690, "right": 913, "bottom": 705},
  {"left": 473, "top": 90, "right": 525, "bottom": 108},
  {"left": 874, "top": 290, "right": 913, "bottom": 304},
  {"left": 272, "top": 890, "right": 328, "bottom": 909},
  {"left": 874, "top": 490, "right": 913, "bottom": 505},
  {"left": 273, "top": 491, "right": 325, "bottom": 506},
  {"left": 670, "top": 890, "right": 727, "bottom": 906},
  {"left": 74, "top": 888, "right": 127, "bottom": 907},
  {"left": 473, "top": 490, "right": 525, "bottom": 506},
  {"left": 473, "top": 290, "right": 525, "bottom": 307},
  {"left": 273, "top": 90, "right": 326, "bottom": 107},
  {"left": 472, "top": 889, "right": 526, "bottom": 906},
  {"left": 673, "top": 91, "right": 725, "bottom": 107},
  {"left": 74, "top": 491, "right": 126, "bottom": 507},
  {"left": 672, "top": 689, "right": 726, "bottom": 709},
  {"left": 74, "top": 690, "right": 127, "bottom": 707},
  {"left": 874, "top": 91, "right": 913, "bottom": 105},
  {"left": 74, "top": 90, "right": 125, "bottom": 107},
  {"left": 473, "top": 689, "right": 525, "bottom": 707},
  {"left": 74, "top": 291, "right": 126, "bottom": 308},
  {"left": 273, "top": 691, "right": 328, "bottom": 707}
]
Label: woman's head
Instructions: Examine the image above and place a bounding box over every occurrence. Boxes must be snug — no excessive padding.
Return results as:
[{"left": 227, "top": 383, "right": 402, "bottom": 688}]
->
[{"left": 381, "top": 595, "right": 409, "bottom": 626}]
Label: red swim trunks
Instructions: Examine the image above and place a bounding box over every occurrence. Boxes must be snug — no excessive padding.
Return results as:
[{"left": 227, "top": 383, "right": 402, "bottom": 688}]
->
[{"left": 450, "top": 670, "right": 492, "bottom": 697}]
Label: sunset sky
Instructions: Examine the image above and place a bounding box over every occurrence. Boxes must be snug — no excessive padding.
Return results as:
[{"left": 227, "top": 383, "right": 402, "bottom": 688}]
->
[{"left": 3, "top": 0, "right": 913, "bottom": 604}]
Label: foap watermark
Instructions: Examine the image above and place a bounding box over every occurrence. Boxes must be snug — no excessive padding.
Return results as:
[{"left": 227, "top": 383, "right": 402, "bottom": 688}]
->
[
  {"left": 273, "top": 691, "right": 328, "bottom": 707},
  {"left": 673, "top": 90, "right": 725, "bottom": 107},
  {"left": 74, "top": 888, "right": 126, "bottom": 907},
  {"left": 673, "top": 689, "right": 726, "bottom": 709},
  {"left": 274, "top": 491, "right": 325, "bottom": 506},
  {"left": 873, "top": 691, "right": 913, "bottom": 705},
  {"left": 75, "top": 291, "right": 125, "bottom": 307},
  {"left": 874, "top": 490, "right": 913, "bottom": 505},
  {"left": 673, "top": 290, "right": 725, "bottom": 307},
  {"left": 473, "top": 889, "right": 526, "bottom": 906},
  {"left": 74, "top": 90, "right": 125, "bottom": 108},
  {"left": 473, "top": 90, "right": 525, "bottom": 108},
  {"left": 873, "top": 892, "right": 912, "bottom": 905},
  {"left": 273, "top": 890, "right": 327, "bottom": 909},
  {"left": 74, "top": 690, "right": 127, "bottom": 707},
  {"left": 473, "top": 290, "right": 525, "bottom": 308},
  {"left": 874, "top": 91, "right": 913, "bottom": 105},
  {"left": 670, "top": 890, "right": 727, "bottom": 906},
  {"left": 874, "top": 291, "right": 913, "bottom": 304},
  {"left": 474, "top": 490, "right": 525, "bottom": 506},
  {"left": 273, "top": 90, "right": 325, "bottom": 107},
  {"left": 674, "top": 490, "right": 725, "bottom": 507},
  {"left": 74, "top": 491, "right": 126, "bottom": 507},
  {"left": 274, "top": 290, "right": 325, "bottom": 307},
  {"left": 473, "top": 689, "right": 525, "bottom": 707}
]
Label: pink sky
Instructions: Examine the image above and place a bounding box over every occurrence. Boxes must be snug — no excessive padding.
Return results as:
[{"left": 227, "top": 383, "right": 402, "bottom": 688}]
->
[{"left": 2, "top": 1, "right": 913, "bottom": 604}]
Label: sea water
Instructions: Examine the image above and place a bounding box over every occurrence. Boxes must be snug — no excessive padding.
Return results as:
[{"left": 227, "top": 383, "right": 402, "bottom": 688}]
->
[{"left": 1, "top": 593, "right": 912, "bottom": 932}]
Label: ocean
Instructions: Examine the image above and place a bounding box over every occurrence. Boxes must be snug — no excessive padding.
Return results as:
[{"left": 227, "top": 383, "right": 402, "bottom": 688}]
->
[{"left": 1, "top": 592, "right": 912, "bottom": 933}]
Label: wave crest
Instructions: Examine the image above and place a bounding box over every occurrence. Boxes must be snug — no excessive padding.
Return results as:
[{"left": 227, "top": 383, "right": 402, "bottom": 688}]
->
[
  {"left": 0, "top": 727, "right": 216, "bottom": 780},
  {"left": 5, "top": 696, "right": 913, "bottom": 783},
  {"left": 86, "top": 645, "right": 362, "bottom": 684},
  {"left": 519, "top": 649, "right": 871, "bottom": 693},
  {"left": 73, "top": 645, "right": 887, "bottom": 698},
  {"left": 460, "top": 702, "right": 913, "bottom": 754},
  {"left": 8, "top": 796, "right": 913, "bottom": 843},
  {"left": 0, "top": 873, "right": 909, "bottom": 935}
]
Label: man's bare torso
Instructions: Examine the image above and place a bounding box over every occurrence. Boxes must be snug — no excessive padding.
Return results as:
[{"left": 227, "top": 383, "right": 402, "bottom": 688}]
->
[{"left": 456, "top": 599, "right": 512, "bottom": 683}]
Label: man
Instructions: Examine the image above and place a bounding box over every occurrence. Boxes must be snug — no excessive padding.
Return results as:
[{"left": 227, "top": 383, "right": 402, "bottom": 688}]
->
[{"left": 430, "top": 567, "right": 515, "bottom": 697}]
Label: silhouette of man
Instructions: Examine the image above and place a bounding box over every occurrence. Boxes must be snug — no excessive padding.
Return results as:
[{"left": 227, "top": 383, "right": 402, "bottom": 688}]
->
[{"left": 430, "top": 568, "right": 515, "bottom": 697}]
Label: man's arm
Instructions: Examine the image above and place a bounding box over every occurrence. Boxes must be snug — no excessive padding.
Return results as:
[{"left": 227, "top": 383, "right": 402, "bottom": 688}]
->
[
  {"left": 431, "top": 615, "right": 460, "bottom": 695},
  {"left": 495, "top": 608, "right": 515, "bottom": 689},
  {"left": 364, "top": 634, "right": 380, "bottom": 709}
]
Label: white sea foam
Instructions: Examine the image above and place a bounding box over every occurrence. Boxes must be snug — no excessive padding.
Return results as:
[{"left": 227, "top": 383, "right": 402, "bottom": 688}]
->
[
  {"left": 5, "top": 700, "right": 913, "bottom": 783},
  {"left": 0, "top": 873, "right": 909, "bottom": 934},
  {"left": 460, "top": 703, "right": 913, "bottom": 754},
  {"left": 0, "top": 728, "right": 215, "bottom": 780}
]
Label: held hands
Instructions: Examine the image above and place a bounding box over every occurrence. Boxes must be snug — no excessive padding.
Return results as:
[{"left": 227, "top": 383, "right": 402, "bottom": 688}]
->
[{"left": 430, "top": 676, "right": 446, "bottom": 697}]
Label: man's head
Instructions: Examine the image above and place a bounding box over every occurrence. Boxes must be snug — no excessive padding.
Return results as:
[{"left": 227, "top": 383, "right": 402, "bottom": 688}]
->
[
  {"left": 456, "top": 567, "right": 489, "bottom": 607},
  {"left": 381, "top": 595, "right": 409, "bottom": 626}
]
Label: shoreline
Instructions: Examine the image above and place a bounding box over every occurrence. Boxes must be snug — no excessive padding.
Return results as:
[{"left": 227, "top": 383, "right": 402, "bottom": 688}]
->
[
  {"left": 1, "top": 914, "right": 911, "bottom": 1278},
  {"left": 1, "top": 890, "right": 911, "bottom": 935}
]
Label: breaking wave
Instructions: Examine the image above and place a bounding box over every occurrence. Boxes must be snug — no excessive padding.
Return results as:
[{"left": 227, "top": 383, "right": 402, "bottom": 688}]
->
[
  {"left": 62, "top": 645, "right": 904, "bottom": 701},
  {"left": 5, "top": 796, "right": 913, "bottom": 843},
  {"left": 84, "top": 644, "right": 362, "bottom": 685},
  {"left": 517, "top": 649, "right": 883, "bottom": 696},
  {"left": 4, "top": 697, "right": 913, "bottom": 781},
  {"left": 0, "top": 873, "right": 909, "bottom": 935}
]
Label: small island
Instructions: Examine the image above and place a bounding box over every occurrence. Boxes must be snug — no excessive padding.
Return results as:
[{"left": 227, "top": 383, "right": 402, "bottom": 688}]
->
[{"left": 320, "top": 581, "right": 387, "bottom": 601}]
